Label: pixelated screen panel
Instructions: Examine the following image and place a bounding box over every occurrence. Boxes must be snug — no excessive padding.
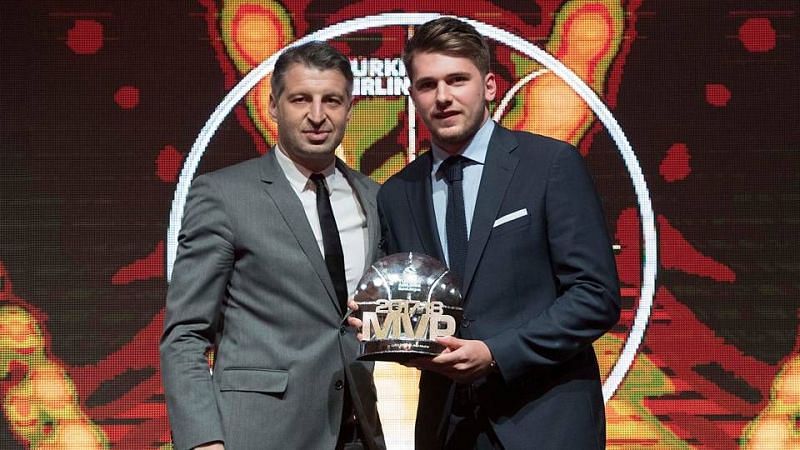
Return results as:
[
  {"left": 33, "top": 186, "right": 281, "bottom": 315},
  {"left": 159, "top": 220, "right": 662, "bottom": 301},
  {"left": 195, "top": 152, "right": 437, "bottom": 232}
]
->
[{"left": 1, "top": 1, "right": 798, "bottom": 449}]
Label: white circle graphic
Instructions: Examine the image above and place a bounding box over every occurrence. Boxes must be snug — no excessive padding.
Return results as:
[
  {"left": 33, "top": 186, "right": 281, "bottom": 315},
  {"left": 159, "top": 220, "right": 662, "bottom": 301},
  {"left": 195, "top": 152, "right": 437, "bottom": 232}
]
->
[{"left": 167, "top": 12, "right": 657, "bottom": 402}]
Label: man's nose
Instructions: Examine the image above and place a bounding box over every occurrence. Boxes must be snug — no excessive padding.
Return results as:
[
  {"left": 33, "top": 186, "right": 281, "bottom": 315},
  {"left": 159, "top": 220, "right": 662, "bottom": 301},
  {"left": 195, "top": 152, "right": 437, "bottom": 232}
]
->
[
  {"left": 435, "top": 83, "right": 452, "bottom": 106},
  {"left": 307, "top": 100, "right": 325, "bottom": 124}
]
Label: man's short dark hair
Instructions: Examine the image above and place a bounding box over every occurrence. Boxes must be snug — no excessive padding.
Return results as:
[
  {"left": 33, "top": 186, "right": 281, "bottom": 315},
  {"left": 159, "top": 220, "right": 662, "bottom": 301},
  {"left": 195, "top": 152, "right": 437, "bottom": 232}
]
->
[
  {"left": 271, "top": 41, "right": 353, "bottom": 99},
  {"left": 403, "top": 17, "right": 492, "bottom": 80}
]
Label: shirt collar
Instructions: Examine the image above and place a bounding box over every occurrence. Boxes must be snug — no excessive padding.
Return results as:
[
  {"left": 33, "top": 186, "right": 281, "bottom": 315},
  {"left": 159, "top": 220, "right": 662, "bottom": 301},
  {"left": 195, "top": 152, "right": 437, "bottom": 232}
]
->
[
  {"left": 431, "top": 119, "right": 495, "bottom": 174},
  {"left": 274, "top": 145, "right": 337, "bottom": 193}
]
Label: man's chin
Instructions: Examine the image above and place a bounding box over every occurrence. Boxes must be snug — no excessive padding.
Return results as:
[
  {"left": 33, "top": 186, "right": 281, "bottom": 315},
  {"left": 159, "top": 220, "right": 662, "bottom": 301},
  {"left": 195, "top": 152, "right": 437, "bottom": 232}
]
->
[
  {"left": 433, "top": 130, "right": 469, "bottom": 148},
  {"left": 299, "top": 145, "right": 337, "bottom": 159}
]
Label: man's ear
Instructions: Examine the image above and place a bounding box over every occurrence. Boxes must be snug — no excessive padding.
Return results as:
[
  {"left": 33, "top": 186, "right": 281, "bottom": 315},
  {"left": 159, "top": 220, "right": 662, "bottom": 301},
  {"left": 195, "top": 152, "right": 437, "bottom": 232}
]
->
[
  {"left": 484, "top": 72, "right": 497, "bottom": 102},
  {"left": 268, "top": 92, "right": 278, "bottom": 122}
]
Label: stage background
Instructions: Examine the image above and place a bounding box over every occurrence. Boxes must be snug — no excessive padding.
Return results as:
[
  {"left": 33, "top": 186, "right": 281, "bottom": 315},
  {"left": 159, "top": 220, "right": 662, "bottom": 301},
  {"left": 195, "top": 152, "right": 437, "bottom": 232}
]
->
[{"left": 1, "top": 1, "right": 798, "bottom": 448}]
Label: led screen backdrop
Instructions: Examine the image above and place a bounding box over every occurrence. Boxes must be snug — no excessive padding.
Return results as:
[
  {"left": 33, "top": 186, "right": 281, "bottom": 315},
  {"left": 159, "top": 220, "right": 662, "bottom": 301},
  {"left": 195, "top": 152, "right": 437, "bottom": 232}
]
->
[{"left": 1, "top": 1, "right": 798, "bottom": 448}]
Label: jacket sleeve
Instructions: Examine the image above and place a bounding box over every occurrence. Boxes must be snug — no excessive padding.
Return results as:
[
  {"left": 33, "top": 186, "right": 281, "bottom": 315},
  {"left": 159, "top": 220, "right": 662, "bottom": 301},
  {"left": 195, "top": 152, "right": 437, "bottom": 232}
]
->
[
  {"left": 484, "top": 145, "right": 621, "bottom": 383},
  {"left": 160, "top": 175, "right": 234, "bottom": 450}
]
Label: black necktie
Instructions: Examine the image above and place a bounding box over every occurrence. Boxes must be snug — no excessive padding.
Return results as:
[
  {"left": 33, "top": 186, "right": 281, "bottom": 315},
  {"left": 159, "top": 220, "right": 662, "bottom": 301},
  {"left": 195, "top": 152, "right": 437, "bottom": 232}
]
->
[
  {"left": 309, "top": 173, "right": 348, "bottom": 313},
  {"left": 440, "top": 156, "right": 468, "bottom": 285}
]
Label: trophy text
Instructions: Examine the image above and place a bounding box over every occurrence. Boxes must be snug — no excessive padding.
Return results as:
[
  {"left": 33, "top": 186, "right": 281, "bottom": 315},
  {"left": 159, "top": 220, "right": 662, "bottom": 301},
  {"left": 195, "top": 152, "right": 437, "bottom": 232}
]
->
[{"left": 361, "top": 300, "right": 457, "bottom": 340}]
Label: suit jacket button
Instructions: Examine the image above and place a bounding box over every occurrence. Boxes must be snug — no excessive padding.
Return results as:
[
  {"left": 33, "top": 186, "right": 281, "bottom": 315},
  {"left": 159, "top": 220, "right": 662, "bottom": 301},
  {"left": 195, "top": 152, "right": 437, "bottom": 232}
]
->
[
  {"left": 335, "top": 380, "right": 344, "bottom": 390},
  {"left": 340, "top": 325, "right": 347, "bottom": 335}
]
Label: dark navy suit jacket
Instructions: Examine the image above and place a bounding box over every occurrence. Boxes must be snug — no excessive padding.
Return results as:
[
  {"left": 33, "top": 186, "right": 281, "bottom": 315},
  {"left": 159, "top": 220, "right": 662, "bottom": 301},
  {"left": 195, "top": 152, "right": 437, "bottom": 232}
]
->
[{"left": 378, "top": 124, "right": 621, "bottom": 449}]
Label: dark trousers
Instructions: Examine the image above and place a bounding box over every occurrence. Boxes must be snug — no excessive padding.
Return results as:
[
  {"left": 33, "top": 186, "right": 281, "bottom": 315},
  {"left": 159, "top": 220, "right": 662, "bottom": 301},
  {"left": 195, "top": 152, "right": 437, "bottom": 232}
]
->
[
  {"left": 336, "top": 417, "right": 364, "bottom": 450},
  {"left": 336, "top": 385, "right": 365, "bottom": 450},
  {"left": 444, "top": 384, "right": 504, "bottom": 450},
  {"left": 445, "top": 414, "right": 503, "bottom": 450}
]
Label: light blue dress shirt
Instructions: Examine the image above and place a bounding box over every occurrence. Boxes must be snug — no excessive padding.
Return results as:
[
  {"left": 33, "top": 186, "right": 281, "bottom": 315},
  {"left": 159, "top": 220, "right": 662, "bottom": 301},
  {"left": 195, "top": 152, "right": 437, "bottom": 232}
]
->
[{"left": 430, "top": 119, "right": 495, "bottom": 266}]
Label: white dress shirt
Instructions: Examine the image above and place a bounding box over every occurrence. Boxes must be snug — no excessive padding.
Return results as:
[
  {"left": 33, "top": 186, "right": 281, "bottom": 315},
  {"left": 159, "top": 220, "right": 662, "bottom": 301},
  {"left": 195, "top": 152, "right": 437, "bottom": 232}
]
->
[{"left": 275, "top": 147, "right": 368, "bottom": 295}]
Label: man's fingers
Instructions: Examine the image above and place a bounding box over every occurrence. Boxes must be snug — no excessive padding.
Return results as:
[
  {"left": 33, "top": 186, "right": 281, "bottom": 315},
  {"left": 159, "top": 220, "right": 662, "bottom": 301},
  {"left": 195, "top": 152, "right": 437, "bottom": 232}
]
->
[
  {"left": 436, "top": 335, "right": 463, "bottom": 349},
  {"left": 345, "top": 315, "right": 364, "bottom": 341},
  {"left": 431, "top": 346, "right": 469, "bottom": 366}
]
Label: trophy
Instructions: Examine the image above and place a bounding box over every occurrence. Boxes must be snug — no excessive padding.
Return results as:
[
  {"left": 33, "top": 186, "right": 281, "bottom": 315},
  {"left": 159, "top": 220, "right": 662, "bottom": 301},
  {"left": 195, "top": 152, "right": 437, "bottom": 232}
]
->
[{"left": 354, "top": 252, "right": 463, "bottom": 362}]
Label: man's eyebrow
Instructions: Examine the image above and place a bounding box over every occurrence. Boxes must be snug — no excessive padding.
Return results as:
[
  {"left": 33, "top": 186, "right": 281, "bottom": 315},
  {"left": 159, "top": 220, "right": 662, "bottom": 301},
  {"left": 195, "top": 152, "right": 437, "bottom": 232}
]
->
[
  {"left": 415, "top": 72, "right": 473, "bottom": 83},
  {"left": 447, "top": 71, "right": 472, "bottom": 78}
]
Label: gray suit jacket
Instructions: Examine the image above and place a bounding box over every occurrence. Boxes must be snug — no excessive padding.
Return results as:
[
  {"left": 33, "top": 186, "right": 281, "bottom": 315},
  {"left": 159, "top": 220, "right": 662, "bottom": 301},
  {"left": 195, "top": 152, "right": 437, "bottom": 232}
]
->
[{"left": 161, "top": 150, "right": 385, "bottom": 450}]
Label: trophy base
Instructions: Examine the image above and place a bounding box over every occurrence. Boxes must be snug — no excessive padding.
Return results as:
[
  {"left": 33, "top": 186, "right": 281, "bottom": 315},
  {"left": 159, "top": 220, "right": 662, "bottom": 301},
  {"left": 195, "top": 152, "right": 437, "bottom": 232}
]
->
[{"left": 357, "top": 339, "right": 445, "bottom": 362}]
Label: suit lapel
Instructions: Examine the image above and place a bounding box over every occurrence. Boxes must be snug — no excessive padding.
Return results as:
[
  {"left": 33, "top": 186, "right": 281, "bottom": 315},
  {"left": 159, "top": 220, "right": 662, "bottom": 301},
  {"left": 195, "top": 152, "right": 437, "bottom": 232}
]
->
[
  {"left": 404, "top": 153, "right": 446, "bottom": 262},
  {"left": 463, "top": 126, "right": 519, "bottom": 297},
  {"left": 259, "top": 149, "right": 341, "bottom": 313}
]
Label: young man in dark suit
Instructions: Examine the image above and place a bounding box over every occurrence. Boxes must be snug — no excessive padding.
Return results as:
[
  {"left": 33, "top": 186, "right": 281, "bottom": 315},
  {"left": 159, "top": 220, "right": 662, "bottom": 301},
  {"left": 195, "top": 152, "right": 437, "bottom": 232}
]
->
[{"left": 377, "top": 18, "right": 621, "bottom": 449}]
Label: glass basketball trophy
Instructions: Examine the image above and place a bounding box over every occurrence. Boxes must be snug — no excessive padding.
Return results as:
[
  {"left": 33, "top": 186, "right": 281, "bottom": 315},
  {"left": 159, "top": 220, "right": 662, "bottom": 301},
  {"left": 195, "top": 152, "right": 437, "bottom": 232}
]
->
[{"left": 354, "top": 252, "right": 463, "bottom": 362}]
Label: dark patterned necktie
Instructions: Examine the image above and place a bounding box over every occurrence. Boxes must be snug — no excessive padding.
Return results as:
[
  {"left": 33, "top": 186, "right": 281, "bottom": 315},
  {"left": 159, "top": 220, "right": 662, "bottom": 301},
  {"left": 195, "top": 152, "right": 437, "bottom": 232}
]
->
[
  {"left": 309, "top": 173, "right": 348, "bottom": 313},
  {"left": 440, "top": 156, "right": 468, "bottom": 285}
]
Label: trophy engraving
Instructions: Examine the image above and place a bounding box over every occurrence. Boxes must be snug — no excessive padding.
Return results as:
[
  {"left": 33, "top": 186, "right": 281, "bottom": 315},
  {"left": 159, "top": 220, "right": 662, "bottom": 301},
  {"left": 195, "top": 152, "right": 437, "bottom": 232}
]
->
[{"left": 354, "top": 252, "right": 463, "bottom": 362}]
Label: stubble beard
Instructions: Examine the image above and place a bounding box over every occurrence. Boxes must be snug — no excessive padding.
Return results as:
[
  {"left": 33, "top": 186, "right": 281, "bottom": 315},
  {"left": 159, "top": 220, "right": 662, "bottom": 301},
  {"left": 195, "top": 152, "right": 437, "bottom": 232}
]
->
[
  {"left": 429, "top": 109, "right": 487, "bottom": 154},
  {"left": 278, "top": 128, "right": 340, "bottom": 171}
]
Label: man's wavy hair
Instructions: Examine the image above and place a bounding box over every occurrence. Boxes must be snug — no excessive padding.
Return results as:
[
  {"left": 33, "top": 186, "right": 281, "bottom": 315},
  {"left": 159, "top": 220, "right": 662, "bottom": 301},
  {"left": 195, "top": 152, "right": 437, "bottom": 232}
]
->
[
  {"left": 271, "top": 41, "right": 353, "bottom": 99},
  {"left": 402, "top": 17, "right": 492, "bottom": 80}
]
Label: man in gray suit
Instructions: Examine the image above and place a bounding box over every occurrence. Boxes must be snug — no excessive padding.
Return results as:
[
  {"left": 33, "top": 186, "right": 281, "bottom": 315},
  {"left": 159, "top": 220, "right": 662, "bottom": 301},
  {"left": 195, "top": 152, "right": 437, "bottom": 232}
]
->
[{"left": 161, "top": 41, "right": 385, "bottom": 450}]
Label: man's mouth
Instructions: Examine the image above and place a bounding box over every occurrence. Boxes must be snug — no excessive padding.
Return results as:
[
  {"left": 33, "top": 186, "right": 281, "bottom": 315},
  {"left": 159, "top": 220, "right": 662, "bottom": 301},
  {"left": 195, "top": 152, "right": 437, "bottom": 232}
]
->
[
  {"left": 303, "top": 130, "right": 332, "bottom": 141},
  {"left": 433, "top": 110, "right": 460, "bottom": 120}
]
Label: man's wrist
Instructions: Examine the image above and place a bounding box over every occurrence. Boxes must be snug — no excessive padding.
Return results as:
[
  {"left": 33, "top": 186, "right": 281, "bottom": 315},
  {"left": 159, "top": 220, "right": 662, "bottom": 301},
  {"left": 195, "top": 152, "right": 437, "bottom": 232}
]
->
[{"left": 482, "top": 341, "right": 499, "bottom": 374}]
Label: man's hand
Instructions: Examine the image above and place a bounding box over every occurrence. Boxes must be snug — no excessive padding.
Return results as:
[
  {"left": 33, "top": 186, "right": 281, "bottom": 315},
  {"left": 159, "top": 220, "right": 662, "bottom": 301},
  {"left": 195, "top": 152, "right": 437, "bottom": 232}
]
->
[
  {"left": 195, "top": 442, "right": 224, "bottom": 450},
  {"left": 345, "top": 296, "right": 364, "bottom": 340},
  {"left": 406, "top": 336, "right": 495, "bottom": 383}
]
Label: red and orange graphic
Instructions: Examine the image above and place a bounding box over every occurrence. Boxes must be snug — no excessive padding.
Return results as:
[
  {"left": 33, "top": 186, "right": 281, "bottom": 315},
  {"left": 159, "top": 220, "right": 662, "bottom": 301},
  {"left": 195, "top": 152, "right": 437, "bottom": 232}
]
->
[{"left": 2, "top": 1, "right": 797, "bottom": 449}]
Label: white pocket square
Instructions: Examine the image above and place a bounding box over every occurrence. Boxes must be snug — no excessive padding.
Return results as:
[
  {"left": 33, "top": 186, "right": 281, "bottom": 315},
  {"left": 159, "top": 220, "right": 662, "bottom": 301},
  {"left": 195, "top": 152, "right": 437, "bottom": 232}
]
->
[{"left": 493, "top": 208, "right": 528, "bottom": 228}]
